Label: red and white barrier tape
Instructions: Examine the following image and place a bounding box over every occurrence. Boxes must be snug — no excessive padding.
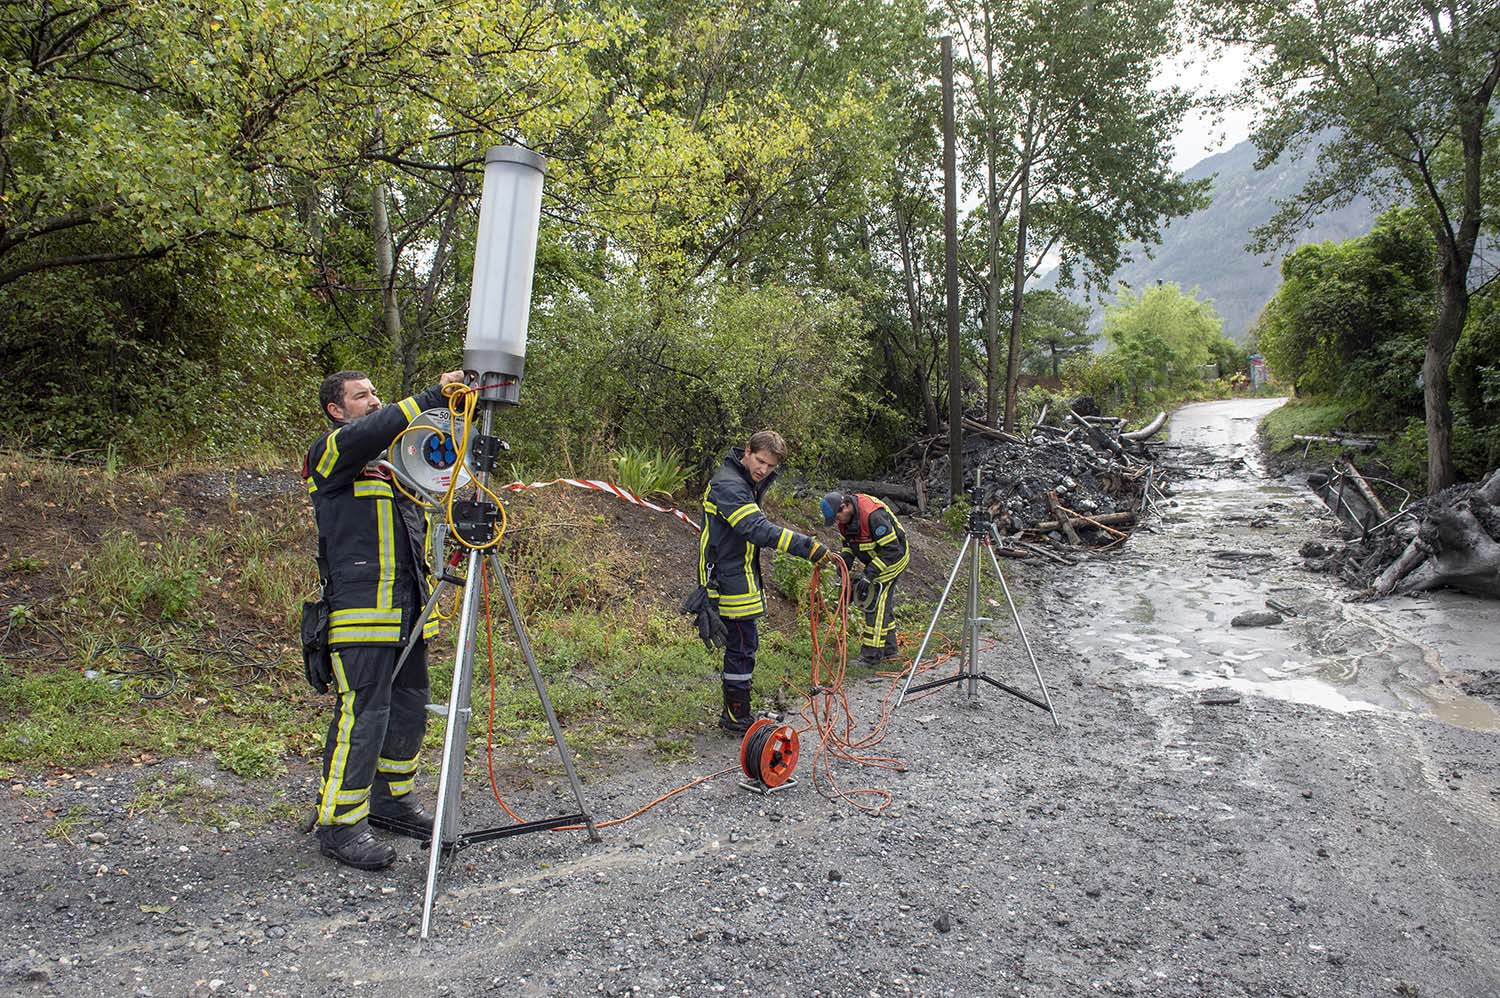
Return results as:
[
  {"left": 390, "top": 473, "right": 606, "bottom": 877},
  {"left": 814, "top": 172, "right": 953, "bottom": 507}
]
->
[{"left": 500, "top": 478, "right": 701, "bottom": 532}]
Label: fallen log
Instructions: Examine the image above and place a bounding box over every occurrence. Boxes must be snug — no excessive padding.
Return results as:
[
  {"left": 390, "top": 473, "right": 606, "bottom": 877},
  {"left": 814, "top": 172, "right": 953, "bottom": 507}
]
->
[
  {"left": 1343, "top": 462, "right": 1391, "bottom": 520},
  {"left": 1293, "top": 434, "right": 1379, "bottom": 451},
  {"left": 1121, "top": 412, "right": 1168, "bottom": 442},
  {"left": 959, "top": 416, "right": 1028, "bottom": 445},
  {"left": 1047, "top": 491, "right": 1082, "bottom": 545},
  {"left": 1067, "top": 408, "right": 1130, "bottom": 462},
  {"left": 836, "top": 480, "right": 918, "bottom": 504},
  {"left": 1031, "top": 511, "right": 1136, "bottom": 533},
  {"left": 1056, "top": 502, "right": 1130, "bottom": 539},
  {"left": 1372, "top": 470, "right": 1500, "bottom": 598},
  {"left": 1014, "top": 539, "right": 1076, "bottom": 565}
]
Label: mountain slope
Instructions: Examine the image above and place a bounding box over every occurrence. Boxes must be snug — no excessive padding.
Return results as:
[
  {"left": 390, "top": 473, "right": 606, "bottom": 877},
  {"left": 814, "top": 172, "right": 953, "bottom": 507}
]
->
[{"left": 1042, "top": 137, "right": 1380, "bottom": 341}]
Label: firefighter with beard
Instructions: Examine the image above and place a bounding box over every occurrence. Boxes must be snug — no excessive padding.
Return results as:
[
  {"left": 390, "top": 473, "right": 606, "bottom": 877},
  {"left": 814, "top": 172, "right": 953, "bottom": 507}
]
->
[{"left": 302, "top": 368, "right": 464, "bottom": 870}]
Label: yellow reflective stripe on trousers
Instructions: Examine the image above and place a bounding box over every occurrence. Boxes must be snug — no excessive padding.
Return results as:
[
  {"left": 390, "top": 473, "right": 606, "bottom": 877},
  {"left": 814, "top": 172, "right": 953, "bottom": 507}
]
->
[
  {"left": 382, "top": 776, "right": 416, "bottom": 796},
  {"left": 318, "top": 652, "right": 357, "bottom": 825},
  {"left": 315, "top": 429, "right": 341, "bottom": 478},
  {"left": 377, "top": 755, "right": 419, "bottom": 775},
  {"left": 331, "top": 800, "right": 369, "bottom": 826}
]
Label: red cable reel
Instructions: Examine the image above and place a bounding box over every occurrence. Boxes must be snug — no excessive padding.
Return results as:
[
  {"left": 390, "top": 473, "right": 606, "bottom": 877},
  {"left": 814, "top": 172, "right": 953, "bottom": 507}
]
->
[{"left": 739, "top": 719, "right": 800, "bottom": 789}]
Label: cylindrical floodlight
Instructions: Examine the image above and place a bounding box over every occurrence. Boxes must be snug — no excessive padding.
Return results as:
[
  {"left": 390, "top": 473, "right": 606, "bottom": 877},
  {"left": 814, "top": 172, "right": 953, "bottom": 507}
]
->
[{"left": 463, "top": 145, "right": 546, "bottom": 405}]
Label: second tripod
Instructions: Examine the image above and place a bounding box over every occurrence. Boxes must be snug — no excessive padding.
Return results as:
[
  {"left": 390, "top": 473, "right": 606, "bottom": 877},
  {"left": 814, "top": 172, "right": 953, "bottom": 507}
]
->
[{"left": 895, "top": 490, "right": 1059, "bottom": 727}]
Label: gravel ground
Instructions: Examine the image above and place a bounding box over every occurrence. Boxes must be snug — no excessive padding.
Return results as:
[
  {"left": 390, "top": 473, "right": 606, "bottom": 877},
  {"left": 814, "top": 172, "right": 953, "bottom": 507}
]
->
[
  {"left": 6, "top": 619, "right": 1499, "bottom": 998},
  {"left": 6, "top": 402, "right": 1500, "bottom": 997}
]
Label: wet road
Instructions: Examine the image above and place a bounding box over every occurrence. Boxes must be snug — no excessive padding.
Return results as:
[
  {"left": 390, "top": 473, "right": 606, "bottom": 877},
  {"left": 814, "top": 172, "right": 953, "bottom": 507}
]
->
[{"left": 1068, "top": 397, "right": 1500, "bottom": 730}]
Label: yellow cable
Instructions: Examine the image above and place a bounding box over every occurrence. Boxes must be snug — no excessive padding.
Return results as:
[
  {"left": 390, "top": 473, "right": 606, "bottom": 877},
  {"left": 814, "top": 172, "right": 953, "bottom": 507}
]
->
[{"left": 439, "top": 383, "right": 508, "bottom": 552}]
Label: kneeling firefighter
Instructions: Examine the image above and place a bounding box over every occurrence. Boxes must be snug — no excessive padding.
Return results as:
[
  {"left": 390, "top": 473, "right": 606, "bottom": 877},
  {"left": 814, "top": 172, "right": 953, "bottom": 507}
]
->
[
  {"left": 820, "top": 491, "right": 909, "bottom": 666},
  {"left": 693, "top": 430, "right": 832, "bottom": 734}
]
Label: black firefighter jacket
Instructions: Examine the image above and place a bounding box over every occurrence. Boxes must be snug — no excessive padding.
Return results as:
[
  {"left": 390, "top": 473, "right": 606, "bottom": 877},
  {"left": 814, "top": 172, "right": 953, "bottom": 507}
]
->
[
  {"left": 303, "top": 385, "right": 446, "bottom": 648},
  {"left": 697, "top": 448, "right": 816, "bottom": 620}
]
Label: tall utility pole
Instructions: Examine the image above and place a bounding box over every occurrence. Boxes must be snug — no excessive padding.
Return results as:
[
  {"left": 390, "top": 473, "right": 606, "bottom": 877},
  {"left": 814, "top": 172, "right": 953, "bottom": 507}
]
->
[{"left": 943, "top": 36, "right": 963, "bottom": 502}]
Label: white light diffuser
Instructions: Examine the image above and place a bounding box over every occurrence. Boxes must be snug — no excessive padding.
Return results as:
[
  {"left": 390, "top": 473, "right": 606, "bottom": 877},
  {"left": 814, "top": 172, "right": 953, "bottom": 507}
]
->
[{"left": 463, "top": 145, "right": 546, "bottom": 404}]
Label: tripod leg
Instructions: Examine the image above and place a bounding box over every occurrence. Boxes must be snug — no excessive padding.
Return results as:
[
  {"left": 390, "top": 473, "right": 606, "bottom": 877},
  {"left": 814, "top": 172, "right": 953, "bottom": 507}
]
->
[
  {"left": 421, "top": 550, "right": 484, "bottom": 940},
  {"left": 985, "top": 525, "right": 1060, "bottom": 728},
  {"left": 896, "top": 535, "right": 973, "bottom": 707},
  {"left": 393, "top": 579, "right": 451, "bottom": 684},
  {"left": 966, "top": 533, "right": 983, "bottom": 698},
  {"left": 487, "top": 551, "right": 600, "bottom": 843}
]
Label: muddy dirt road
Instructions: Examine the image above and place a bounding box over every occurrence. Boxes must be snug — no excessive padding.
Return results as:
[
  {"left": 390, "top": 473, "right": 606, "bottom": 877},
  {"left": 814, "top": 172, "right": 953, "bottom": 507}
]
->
[{"left": 6, "top": 398, "right": 1500, "bottom": 997}]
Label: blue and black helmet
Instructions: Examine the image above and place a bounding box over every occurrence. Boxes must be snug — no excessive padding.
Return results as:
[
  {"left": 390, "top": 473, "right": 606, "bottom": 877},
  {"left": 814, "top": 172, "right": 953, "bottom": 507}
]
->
[{"left": 820, "top": 491, "right": 848, "bottom": 526}]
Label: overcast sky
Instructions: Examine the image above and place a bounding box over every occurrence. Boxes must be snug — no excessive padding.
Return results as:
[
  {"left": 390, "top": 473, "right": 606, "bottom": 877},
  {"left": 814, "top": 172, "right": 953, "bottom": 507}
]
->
[{"left": 1162, "top": 44, "right": 1257, "bottom": 171}]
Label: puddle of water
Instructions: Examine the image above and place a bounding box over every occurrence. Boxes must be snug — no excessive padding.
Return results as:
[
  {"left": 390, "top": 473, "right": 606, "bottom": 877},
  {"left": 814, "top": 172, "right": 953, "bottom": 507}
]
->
[{"left": 1068, "top": 398, "right": 1500, "bottom": 730}]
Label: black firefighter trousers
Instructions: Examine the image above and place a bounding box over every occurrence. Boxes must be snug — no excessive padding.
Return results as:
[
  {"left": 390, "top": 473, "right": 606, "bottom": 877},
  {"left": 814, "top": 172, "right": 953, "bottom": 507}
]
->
[{"left": 317, "top": 642, "right": 430, "bottom": 829}]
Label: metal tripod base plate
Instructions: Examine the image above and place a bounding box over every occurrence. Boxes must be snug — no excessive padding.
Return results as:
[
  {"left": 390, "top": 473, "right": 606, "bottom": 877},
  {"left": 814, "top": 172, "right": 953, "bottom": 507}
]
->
[{"left": 738, "top": 776, "right": 797, "bottom": 796}]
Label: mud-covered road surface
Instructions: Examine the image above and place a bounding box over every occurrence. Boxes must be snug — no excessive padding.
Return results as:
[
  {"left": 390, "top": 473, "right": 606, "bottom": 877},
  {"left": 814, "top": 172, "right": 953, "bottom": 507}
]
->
[{"left": 7, "top": 398, "right": 1500, "bottom": 997}]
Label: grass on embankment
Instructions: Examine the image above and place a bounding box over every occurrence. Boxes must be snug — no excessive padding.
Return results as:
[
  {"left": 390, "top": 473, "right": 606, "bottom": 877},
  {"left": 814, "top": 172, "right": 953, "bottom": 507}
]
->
[{"left": 0, "top": 454, "right": 975, "bottom": 799}]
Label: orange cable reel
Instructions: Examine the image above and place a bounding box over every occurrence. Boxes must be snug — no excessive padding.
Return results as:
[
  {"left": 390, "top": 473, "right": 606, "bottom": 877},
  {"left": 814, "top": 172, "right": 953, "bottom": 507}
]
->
[{"left": 739, "top": 718, "right": 800, "bottom": 789}]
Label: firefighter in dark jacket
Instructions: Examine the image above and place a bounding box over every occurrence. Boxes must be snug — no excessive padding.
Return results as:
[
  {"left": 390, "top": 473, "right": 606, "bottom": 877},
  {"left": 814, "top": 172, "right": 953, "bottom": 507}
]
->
[
  {"left": 303, "top": 367, "right": 465, "bottom": 870},
  {"left": 698, "top": 430, "right": 832, "bottom": 733},
  {"left": 820, "top": 491, "right": 910, "bottom": 665}
]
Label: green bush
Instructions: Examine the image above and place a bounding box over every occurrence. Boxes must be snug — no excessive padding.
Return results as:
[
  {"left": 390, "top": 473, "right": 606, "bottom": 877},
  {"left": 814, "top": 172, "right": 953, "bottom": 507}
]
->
[{"left": 769, "top": 550, "right": 813, "bottom": 612}]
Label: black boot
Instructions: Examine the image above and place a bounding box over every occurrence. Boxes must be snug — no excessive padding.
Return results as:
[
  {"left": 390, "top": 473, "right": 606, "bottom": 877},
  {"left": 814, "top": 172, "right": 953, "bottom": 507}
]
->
[
  {"left": 370, "top": 785, "right": 434, "bottom": 837},
  {"left": 317, "top": 820, "right": 396, "bottom": 871},
  {"left": 855, "top": 646, "right": 884, "bottom": 667},
  {"left": 719, "top": 686, "right": 754, "bottom": 735},
  {"left": 883, "top": 635, "right": 900, "bottom": 661}
]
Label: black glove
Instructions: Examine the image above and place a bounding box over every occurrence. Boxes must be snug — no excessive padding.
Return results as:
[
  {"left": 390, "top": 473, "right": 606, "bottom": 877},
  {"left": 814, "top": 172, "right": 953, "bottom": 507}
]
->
[
  {"left": 808, "top": 540, "right": 832, "bottom": 564},
  {"left": 853, "top": 576, "right": 873, "bottom": 610},
  {"left": 300, "top": 598, "right": 333, "bottom": 694},
  {"left": 680, "top": 585, "right": 727, "bottom": 650}
]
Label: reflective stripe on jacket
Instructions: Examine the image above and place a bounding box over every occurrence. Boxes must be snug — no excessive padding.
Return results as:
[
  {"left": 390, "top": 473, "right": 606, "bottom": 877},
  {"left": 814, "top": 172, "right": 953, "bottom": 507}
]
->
[
  {"left": 838, "top": 493, "right": 909, "bottom": 582},
  {"left": 697, "top": 448, "right": 816, "bottom": 620},
  {"left": 303, "top": 386, "right": 446, "bottom": 646}
]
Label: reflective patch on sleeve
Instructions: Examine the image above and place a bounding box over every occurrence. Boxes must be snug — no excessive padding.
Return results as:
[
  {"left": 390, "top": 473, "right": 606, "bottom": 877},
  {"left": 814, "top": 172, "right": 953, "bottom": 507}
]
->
[
  {"left": 725, "top": 503, "right": 760, "bottom": 527},
  {"left": 315, "top": 430, "right": 341, "bottom": 478}
]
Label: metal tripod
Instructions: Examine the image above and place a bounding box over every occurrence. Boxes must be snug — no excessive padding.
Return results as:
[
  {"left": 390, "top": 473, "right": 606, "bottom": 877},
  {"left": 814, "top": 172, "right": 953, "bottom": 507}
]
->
[
  {"left": 895, "top": 503, "right": 1060, "bottom": 728},
  {"left": 385, "top": 405, "right": 599, "bottom": 940}
]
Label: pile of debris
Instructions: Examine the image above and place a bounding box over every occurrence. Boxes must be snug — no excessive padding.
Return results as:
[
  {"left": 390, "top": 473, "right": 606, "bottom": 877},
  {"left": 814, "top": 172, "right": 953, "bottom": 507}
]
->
[
  {"left": 839, "top": 397, "right": 1167, "bottom": 560},
  {"left": 1302, "top": 464, "right": 1500, "bottom": 599}
]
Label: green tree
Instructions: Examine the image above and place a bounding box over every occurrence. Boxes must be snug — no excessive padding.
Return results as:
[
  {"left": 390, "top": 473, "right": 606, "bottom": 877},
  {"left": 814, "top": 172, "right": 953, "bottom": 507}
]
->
[
  {"left": 1254, "top": 209, "right": 1434, "bottom": 415},
  {"left": 947, "top": 0, "right": 1208, "bottom": 430},
  {"left": 1019, "top": 290, "right": 1093, "bottom": 377},
  {"left": 1193, "top": 0, "right": 1500, "bottom": 491},
  {"left": 1102, "top": 282, "right": 1225, "bottom": 401}
]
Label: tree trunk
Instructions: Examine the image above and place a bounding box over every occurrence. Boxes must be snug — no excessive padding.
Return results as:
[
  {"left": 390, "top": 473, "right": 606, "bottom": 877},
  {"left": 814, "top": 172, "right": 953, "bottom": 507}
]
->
[
  {"left": 893, "top": 197, "right": 940, "bottom": 435},
  {"left": 982, "top": 6, "right": 1001, "bottom": 429},
  {"left": 371, "top": 174, "right": 403, "bottom": 380},
  {"left": 1003, "top": 121, "right": 1034, "bottom": 433},
  {"left": 1424, "top": 255, "right": 1469, "bottom": 494}
]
